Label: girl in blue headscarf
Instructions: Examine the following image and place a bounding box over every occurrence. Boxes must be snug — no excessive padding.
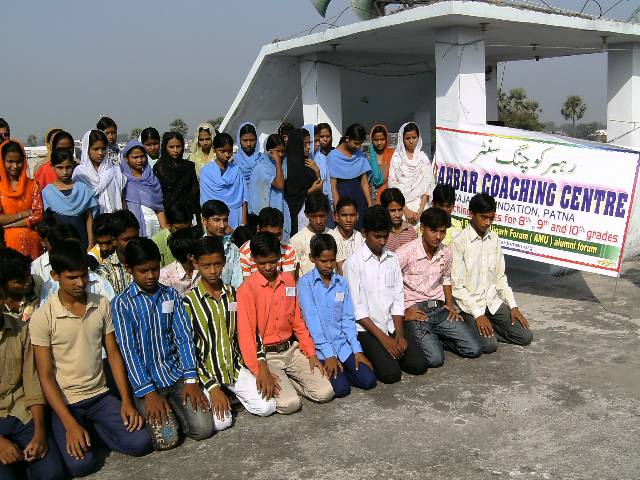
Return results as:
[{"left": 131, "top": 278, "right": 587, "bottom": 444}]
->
[
  {"left": 248, "top": 133, "right": 291, "bottom": 241},
  {"left": 328, "top": 123, "right": 372, "bottom": 231},
  {"left": 200, "top": 132, "right": 248, "bottom": 229},
  {"left": 235, "top": 122, "right": 261, "bottom": 190}
]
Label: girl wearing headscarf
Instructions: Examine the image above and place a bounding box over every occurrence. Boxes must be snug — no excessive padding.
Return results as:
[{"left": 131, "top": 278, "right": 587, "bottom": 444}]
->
[
  {"left": 368, "top": 124, "right": 394, "bottom": 205},
  {"left": 120, "top": 140, "right": 166, "bottom": 238},
  {"left": 0, "top": 140, "right": 43, "bottom": 259},
  {"left": 328, "top": 123, "right": 372, "bottom": 231},
  {"left": 248, "top": 133, "right": 291, "bottom": 241},
  {"left": 96, "top": 116, "right": 120, "bottom": 166},
  {"left": 284, "top": 128, "right": 323, "bottom": 236},
  {"left": 235, "top": 122, "right": 261, "bottom": 189},
  {"left": 153, "top": 131, "right": 200, "bottom": 223},
  {"left": 34, "top": 130, "right": 75, "bottom": 189},
  {"left": 72, "top": 130, "right": 125, "bottom": 214},
  {"left": 388, "top": 122, "right": 435, "bottom": 224},
  {"left": 190, "top": 122, "right": 216, "bottom": 173},
  {"left": 200, "top": 131, "right": 247, "bottom": 228}
]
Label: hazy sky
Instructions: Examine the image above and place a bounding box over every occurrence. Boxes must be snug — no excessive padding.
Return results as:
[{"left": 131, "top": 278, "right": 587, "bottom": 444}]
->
[{"left": 2, "top": 0, "right": 637, "bottom": 141}]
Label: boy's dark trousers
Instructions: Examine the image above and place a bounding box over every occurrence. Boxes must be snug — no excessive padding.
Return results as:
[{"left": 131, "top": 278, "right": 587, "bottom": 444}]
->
[{"left": 460, "top": 303, "right": 534, "bottom": 354}]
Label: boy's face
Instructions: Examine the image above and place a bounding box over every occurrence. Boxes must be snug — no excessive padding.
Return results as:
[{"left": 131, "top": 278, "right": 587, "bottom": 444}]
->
[
  {"left": 258, "top": 225, "right": 283, "bottom": 242},
  {"left": 195, "top": 253, "right": 225, "bottom": 286},
  {"left": 422, "top": 225, "right": 447, "bottom": 250},
  {"left": 470, "top": 211, "right": 495, "bottom": 235},
  {"left": 95, "top": 234, "right": 116, "bottom": 259},
  {"left": 311, "top": 249, "right": 336, "bottom": 278},
  {"left": 253, "top": 252, "right": 281, "bottom": 281},
  {"left": 433, "top": 202, "right": 454, "bottom": 216},
  {"left": 307, "top": 211, "right": 327, "bottom": 234},
  {"left": 203, "top": 214, "right": 228, "bottom": 238},
  {"left": 364, "top": 230, "right": 389, "bottom": 256},
  {"left": 334, "top": 205, "right": 357, "bottom": 234},
  {"left": 168, "top": 222, "right": 190, "bottom": 235},
  {"left": 116, "top": 227, "right": 139, "bottom": 255},
  {"left": 53, "top": 269, "right": 89, "bottom": 299},
  {"left": 386, "top": 201, "right": 404, "bottom": 227},
  {"left": 128, "top": 260, "right": 161, "bottom": 293},
  {"left": 4, "top": 273, "right": 32, "bottom": 298}
]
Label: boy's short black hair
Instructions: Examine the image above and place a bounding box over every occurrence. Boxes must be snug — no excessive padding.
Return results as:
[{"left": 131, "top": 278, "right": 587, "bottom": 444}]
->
[
  {"left": 310, "top": 233, "right": 337, "bottom": 257},
  {"left": 192, "top": 236, "right": 225, "bottom": 261},
  {"left": 110, "top": 210, "right": 140, "bottom": 237},
  {"left": 92, "top": 213, "right": 112, "bottom": 237},
  {"left": 50, "top": 240, "right": 88, "bottom": 274},
  {"left": 335, "top": 196, "right": 358, "bottom": 213},
  {"left": 420, "top": 207, "right": 451, "bottom": 230},
  {"left": 304, "top": 192, "right": 330, "bottom": 215},
  {"left": 362, "top": 206, "right": 392, "bottom": 233},
  {"left": 380, "top": 188, "right": 406, "bottom": 208},
  {"left": 0, "top": 248, "right": 31, "bottom": 285},
  {"left": 168, "top": 227, "right": 202, "bottom": 263},
  {"left": 469, "top": 193, "right": 497, "bottom": 214},
  {"left": 432, "top": 184, "right": 456, "bottom": 206},
  {"left": 258, "top": 207, "right": 284, "bottom": 228},
  {"left": 36, "top": 213, "right": 60, "bottom": 240},
  {"left": 250, "top": 232, "right": 281, "bottom": 258},
  {"left": 231, "top": 225, "right": 254, "bottom": 249},
  {"left": 125, "top": 237, "right": 161, "bottom": 267},
  {"left": 48, "top": 224, "right": 81, "bottom": 250},
  {"left": 202, "top": 200, "right": 230, "bottom": 219},
  {"left": 165, "top": 203, "right": 193, "bottom": 225}
]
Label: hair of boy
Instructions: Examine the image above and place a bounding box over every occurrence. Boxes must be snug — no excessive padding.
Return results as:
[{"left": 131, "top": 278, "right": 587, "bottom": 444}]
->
[
  {"left": 165, "top": 202, "right": 193, "bottom": 226},
  {"left": 0, "top": 248, "right": 31, "bottom": 284},
  {"left": 48, "top": 224, "right": 82, "bottom": 250},
  {"left": 304, "top": 191, "right": 330, "bottom": 214},
  {"left": 92, "top": 213, "right": 112, "bottom": 237},
  {"left": 469, "top": 193, "right": 497, "bottom": 214},
  {"left": 250, "top": 231, "right": 281, "bottom": 258},
  {"left": 168, "top": 226, "right": 202, "bottom": 263},
  {"left": 124, "top": 237, "right": 161, "bottom": 267},
  {"left": 231, "top": 225, "right": 254, "bottom": 249},
  {"left": 258, "top": 207, "right": 284, "bottom": 228},
  {"left": 380, "top": 187, "right": 406, "bottom": 208},
  {"left": 201, "top": 199, "right": 230, "bottom": 219},
  {"left": 363, "top": 206, "right": 392, "bottom": 233},
  {"left": 310, "top": 233, "right": 337, "bottom": 258},
  {"left": 336, "top": 196, "right": 359, "bottom": 214},
  {"left": 420, "top": 207, "right": 451, "bottom": 230},
  {"left": 432, "top": 183, "right": 456, "bottom": 205},
  {"left": 36, "top": 213, "right": 60, "bottom": 240},
  {"left": 109, "top": 210, "right": 140, "bottom": 237},
  {"left": 191, "top": 236, "right": 226, "bottom": 261},
  {"left": 50, "top": 240, "right": 88, "bottom": 274}
]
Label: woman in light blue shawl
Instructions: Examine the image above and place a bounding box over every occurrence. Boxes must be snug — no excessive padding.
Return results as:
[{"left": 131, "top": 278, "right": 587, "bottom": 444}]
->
[
  {"left": 235, "top": 122, "right": 261, "bottom": 190},
  {"left": 248, "top": 133, "right": 290, "bottom": 241}
]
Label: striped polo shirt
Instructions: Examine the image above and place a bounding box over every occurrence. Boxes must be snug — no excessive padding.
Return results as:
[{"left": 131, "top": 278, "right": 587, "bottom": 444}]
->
[
  {"left": 386, "top": 221, "right": 418, "bottom": 252},
  {"left": 239, "top": 240, "right": 297, "bottom": 277}
]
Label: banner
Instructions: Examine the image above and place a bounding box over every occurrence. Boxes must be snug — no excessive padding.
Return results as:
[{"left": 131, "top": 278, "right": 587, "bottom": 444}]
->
[{"left": 435, "top": 121, "right": 640, "bottom": 277}]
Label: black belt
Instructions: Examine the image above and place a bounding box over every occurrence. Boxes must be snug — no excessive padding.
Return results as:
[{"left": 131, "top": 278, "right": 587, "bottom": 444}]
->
[{"left": 264, "top": 338, "right": 294, "bottom": 353}]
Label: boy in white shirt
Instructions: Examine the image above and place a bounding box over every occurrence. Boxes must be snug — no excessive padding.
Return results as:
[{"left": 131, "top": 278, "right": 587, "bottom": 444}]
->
[
  {"left": 329, "top": 196, "right": 364, "bottom": 274},
  {"left": 290, "top": 192, "right": 331, "bottom": 277}
]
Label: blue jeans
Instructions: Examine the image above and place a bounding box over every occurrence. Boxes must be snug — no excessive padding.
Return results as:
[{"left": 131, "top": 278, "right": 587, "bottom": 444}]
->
[
  {"left": 404, "top": 304, "right": 483, "bottom": 368},
  {"left": 323, "top": 353, "right": 377, "bottom": 398},
  {"left": 0, "top": 416, "right": 66, "bottom": 480},
  {"left": 51, "top": 392, "right": 153, "bottom": 477}
]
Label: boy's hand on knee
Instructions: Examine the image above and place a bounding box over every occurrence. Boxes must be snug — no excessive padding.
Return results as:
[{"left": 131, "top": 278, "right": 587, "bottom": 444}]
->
[
  {"left": 405, "top": 307, "right": 427, "bottom": 322},
  {"left": 65, "top": 423, "right": 91, "bottom": 460},
  {"left": 323, "top": 356, "right": 343, "bottom": 379},
  {"left": 23, "top": 429, "right": 47, "bottom": 461},
  {"left": 144, "top": 391, "right": 173, "bottom": 426},
  {"left": 511, "top": 308, "right": 529, "bottom": 329},
  {"left": 256, "top": 361, "right": 279, "bottom": 400},
  {"left": 183, "top": 383, "right": 210, "bottom": 413},
  {"left": 0, "top": 436, "right": 23, "bottom": 464},
  {"left": 120, "top": 400, "right": 145, "bottom": 432},
  {"left": 308, "top": 355, "right": 326, "bottom": 378},
  {"left": 354, "top": 352, "right": 372, "bottom": 371},
  {"left": 475, "top": 315, "right": 494, "bottom": 337},
  {"left": 444, "top": 303, "right": 462, "bottom": 321},
  {"left": 380, "top": 335, "right": 402, "bottom": 359},
  {"left": 208, "top": 387, "right": 231, "bottom": 421}
]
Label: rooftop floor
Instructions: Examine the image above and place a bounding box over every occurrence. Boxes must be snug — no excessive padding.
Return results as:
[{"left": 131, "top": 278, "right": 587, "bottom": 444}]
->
[{"left": 91, "top": 257, "right": 640, "bottom": 480}]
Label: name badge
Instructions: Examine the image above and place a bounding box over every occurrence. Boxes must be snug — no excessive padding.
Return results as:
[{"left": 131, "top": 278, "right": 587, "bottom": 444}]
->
[
  {"left": 228, "top": 302, "right": 238, "bottom": 312},
  {"left": 335, "top": 292, "right": 345, "bottom": 302},
  {"left": 285, "top": 287, "right": 296, "bottom": 297},
  {"left": 161, "top": 300, "right": 174, "bottom": 314}
]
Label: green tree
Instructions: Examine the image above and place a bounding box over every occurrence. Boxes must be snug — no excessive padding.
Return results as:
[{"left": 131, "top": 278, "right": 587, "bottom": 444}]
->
[
  {"left": 25, "top": 134, "right": 38, "bottom": 146},
  {"left": 561, "top": 95, "right": 587, "bottom": 137},
  {"left": 574, "top": 122, "right": 606, "bottom": 141},
  {"left": 130, "top": 128, "right": 143, "bottom": 139},
  {"left": 498, "top": 88, "right": 543, "bottom": 131},
  {"left": 170, "top": 118, "right": 189, "bottom": 137},
  {"left": 207, "top": 116, "right": 224, "bottom": 131}
]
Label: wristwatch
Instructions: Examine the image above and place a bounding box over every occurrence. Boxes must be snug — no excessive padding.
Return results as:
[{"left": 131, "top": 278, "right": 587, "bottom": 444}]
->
[{"left": 184, "top": 378, "right": 198, "bottom": 384}]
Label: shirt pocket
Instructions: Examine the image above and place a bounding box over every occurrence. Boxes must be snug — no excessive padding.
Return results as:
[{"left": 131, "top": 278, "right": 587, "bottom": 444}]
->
[
  {"left": 385, "top": 270, "right": 396, "bottom": 288},
  {"left": 0, "top": 352, "right": 21, "bottom": 388}
]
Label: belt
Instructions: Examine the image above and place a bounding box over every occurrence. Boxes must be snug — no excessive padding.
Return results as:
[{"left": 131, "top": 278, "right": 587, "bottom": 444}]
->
[
  {"left": 420, "top": 300, "right": 445, "bottom": 310},
  {"left": 264, "top": 338, "right": 294, "bottom": 353}
]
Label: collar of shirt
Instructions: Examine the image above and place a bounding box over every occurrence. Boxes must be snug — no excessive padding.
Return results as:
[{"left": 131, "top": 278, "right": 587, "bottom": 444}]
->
[
  {"left": 415, "top": 239, "right": 446, "bottom": 263},
  {"left": 107, "top": 252, "right": 124, "bottom": 266},
  {"left": 128, "top": 281, "right": 169, "bottom": 301},
  {"left": 395, "top": 221, "right": 414, "bottom": 233},
  {"left": 467, "top": 225, "right": 495, "bottom": 243},
  {"left": 172, "top": 261, "right": 193, "bottom": 282},
  {"left": 361, "top": 243, "right": 393, "bottom": 263},
  {"left": 195, "top": 281, "right": 232, "bottom": 300},
  {"left": 50, "top": 293, "right": 100, "bottom": 319},
  {"left": 257, "top": 271, "right": 287, "bottom": 289},
  {"left": 0, "top": 312, "right": 16, "bottom": 338},
  {"left": 311, "top": 267, "right": 340, "bottom": 290}
]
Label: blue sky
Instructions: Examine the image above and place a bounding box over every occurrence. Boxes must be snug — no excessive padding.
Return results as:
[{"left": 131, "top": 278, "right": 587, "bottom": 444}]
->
[{"left": 1, "top": 0, "right": 637, "bottom": 140}]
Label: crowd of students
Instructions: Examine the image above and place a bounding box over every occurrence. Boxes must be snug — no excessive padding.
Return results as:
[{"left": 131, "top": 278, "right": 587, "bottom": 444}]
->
[{"left": 0, "top": 116, "right": 533, "bottom": 479}]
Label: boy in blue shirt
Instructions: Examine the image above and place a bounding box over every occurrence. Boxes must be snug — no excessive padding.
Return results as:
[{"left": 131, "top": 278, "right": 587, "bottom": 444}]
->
[{"left": 298, "top": 234, "right": 376, "bottom": 397}]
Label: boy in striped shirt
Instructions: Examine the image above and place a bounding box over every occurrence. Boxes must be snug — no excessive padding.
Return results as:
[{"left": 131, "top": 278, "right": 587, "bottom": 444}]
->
[
  {"left": 239, "top": 207, "right": 297, "bottom": 278},
  {"left": 184, "top": 237, "right": 276, "bottom": 431}
]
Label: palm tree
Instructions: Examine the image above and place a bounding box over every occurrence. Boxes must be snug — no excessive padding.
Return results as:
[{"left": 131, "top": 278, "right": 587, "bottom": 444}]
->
[
  {"left": 561, "top": 96, "right": 587, "bottom": 137},
  {"left": 169, "top": 118, "right": 189, "bottom": 137}
]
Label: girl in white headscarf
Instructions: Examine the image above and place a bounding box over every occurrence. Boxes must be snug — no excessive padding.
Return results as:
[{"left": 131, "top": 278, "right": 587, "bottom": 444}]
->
[
  {"left": 72, "top": 129, "right": 125, "bottom": 214},
  {"left": 387, "top": 122, "right": 435, "bottom": 224}
]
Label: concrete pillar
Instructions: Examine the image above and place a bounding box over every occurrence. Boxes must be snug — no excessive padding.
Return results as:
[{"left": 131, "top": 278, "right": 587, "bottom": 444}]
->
[
  {"left": 435, "top": 27, "right": 486, "bottom": 125},
  {"left": 414, "top": 111, "right": 432, "bottom": 156},
  {"left": 300, "top": 57, "right": 343, "bottom": 138},
  {"left": 607, "top": 43, "right": 640, "bottom": 148},
  {"left": 486, "top": 62, "right": 499, "bottom": 122}
]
